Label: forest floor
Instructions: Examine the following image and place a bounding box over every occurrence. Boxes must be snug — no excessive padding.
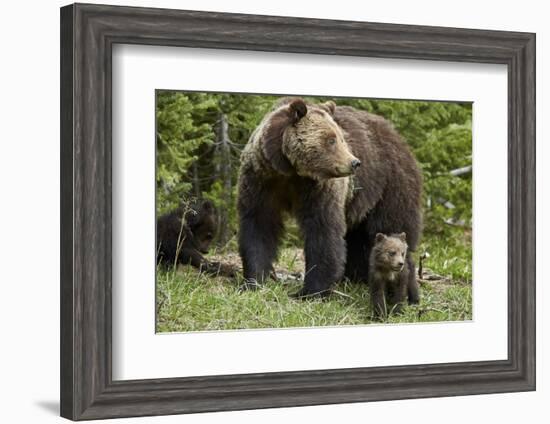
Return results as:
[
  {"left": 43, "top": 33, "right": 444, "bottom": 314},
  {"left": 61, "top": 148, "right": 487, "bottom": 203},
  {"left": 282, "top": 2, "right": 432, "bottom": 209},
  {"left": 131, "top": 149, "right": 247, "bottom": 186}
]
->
[{"left": 156, "top": 232, "right": 472, "bottom": 333}]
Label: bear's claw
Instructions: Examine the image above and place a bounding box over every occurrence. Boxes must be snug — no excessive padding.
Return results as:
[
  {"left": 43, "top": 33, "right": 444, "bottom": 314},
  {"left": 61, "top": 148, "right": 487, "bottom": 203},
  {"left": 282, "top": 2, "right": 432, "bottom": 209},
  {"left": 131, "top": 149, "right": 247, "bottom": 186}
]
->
[{"left": 238, "top": 279, "right": 262, "bottom": 292}]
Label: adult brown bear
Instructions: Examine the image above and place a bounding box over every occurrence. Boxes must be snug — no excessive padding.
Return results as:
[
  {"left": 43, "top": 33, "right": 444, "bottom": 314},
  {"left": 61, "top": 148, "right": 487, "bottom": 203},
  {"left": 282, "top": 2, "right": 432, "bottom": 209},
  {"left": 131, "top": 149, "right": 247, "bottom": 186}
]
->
[{"left": 237, "top": 98, "right": 422, "bottom": 303}]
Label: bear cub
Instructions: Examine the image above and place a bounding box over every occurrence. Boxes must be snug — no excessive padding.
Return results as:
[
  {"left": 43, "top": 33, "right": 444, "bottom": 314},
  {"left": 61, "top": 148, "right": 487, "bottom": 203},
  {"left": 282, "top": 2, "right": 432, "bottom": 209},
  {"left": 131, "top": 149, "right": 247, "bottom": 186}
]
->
[
  {"left": 369, "top": 232, "right": 416, "bottom": 318},
  {"left": 156, "top": 199, "right": 235, "bottom": 277}
]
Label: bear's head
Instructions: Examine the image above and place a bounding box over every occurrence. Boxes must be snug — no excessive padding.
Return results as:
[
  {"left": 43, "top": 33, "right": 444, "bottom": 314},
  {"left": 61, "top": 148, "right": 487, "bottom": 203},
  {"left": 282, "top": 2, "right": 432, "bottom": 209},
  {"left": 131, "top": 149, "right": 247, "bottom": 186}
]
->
[
  {"left": 372, "top": 233, "right": 408, "bottom": 273},
  {"left": 186, "top": 199, "right": 216, "bottom": 254},
  {"left": 260, "top": 98, "right": 360, "bottom": 179}
]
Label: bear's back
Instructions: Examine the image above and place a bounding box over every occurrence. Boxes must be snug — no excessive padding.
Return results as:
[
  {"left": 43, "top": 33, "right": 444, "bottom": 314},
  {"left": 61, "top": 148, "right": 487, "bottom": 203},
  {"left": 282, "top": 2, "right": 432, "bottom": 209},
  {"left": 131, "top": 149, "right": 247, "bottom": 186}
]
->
[{"left": 333, "top": 105, "right": 422, "bottom": 247}]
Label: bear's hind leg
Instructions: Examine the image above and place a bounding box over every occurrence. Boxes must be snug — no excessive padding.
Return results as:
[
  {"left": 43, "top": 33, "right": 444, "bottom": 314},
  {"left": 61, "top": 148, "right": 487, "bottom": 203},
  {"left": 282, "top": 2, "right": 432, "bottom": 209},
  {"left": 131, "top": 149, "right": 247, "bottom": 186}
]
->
[
  {"left": 344, "top": 225, "right": 371, "bottom": 283},
  {"left": 406, "top": 254, "right": 420, "bottom": 304},
  {"left": 238, "top": 208, "right": 283, "bottom": 290}
]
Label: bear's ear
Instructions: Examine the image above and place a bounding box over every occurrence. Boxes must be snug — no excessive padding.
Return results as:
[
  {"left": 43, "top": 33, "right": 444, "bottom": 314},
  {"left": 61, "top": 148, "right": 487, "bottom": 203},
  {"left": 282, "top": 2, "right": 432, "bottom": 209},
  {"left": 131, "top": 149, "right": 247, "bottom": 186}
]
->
[
  {"left": 288, "top": 98, "right": 308, "bottom": 124},
  {"left": 375, "top": 233, "right": 387, "bottom": 243},
  {"left": 260, "top": 99, "right": 307, "bottom": 175},
  {"left": 398, "top": 232, "right": 407, "bottom": 242},
  {"left": 184, "top": 203, "right": 201, "bottom": 228},
  {"left": 200, "top": 199, "right": 214, "bottom": 214},
  {"left": 321, "top": 100, "right": 336, "bottom": 116}
]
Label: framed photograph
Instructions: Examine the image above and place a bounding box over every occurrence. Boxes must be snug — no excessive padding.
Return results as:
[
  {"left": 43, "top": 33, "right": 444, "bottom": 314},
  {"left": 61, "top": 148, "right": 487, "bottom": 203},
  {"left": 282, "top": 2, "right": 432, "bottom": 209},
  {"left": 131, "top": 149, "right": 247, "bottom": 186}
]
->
[{"left": 60, "top": 3, "right": 535, "bottom": 420}]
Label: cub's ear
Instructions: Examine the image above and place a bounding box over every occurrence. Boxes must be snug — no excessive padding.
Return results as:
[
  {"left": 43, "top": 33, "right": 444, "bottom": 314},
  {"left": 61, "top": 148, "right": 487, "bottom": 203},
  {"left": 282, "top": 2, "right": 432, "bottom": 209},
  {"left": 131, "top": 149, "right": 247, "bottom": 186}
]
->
[
  {"left": 321, "top": 100, "right": 336, "bottom": 116},
  {"left": 260, "top": 99, "right": 307, "bottom": 175},
  {"left": 398, "top": 232, "right": 407, "bottom": 242},
  {"left": 375, "top": 233, "right": 387, "bottom": 243},
  {"left": 184, "top": 203, "right": 201, "bottom": 228}
]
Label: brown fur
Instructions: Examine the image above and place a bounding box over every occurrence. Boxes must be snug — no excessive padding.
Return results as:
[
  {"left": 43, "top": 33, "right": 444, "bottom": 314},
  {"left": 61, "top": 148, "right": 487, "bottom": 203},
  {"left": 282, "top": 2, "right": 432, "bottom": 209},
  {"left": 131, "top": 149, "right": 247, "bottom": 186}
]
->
[
  {"left": 157, "top": 200, "right": 236, "bottom": 277},
  {"left": 237, "top": 98, "right": 422, "bottom": 300},
  {"left": 368, "top": 233, "right": 414, "bottom": 318}
]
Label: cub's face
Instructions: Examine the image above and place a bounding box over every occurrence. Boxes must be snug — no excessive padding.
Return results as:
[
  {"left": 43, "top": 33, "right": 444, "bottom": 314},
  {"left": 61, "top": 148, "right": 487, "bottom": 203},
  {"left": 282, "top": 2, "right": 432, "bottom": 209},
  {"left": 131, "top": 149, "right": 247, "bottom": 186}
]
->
[
  {"left": 191, "top": 214, "right": 215, "bottom": 254},
  {"left": 283, "top": 108, "right": 360, "bottom": 180},
  {"left": 373, "top": 233, "right": 408, "bottom": 272},
  {"left": 282, "top": 106, "right": 360, "bottom": 180},
  {"left": 187, "top": 200, "right": 216, "bottom": 254}
]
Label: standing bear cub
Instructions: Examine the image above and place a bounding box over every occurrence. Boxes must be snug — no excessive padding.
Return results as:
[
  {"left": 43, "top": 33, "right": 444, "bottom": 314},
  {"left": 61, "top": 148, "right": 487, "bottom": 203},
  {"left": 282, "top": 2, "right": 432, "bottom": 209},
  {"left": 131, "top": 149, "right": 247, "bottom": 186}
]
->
[
  {"left": 369, "top": 233, "right": 412, "bottom": 318},
  {"left": 237, "top": 98, "right": 422, "bottom": 301}
]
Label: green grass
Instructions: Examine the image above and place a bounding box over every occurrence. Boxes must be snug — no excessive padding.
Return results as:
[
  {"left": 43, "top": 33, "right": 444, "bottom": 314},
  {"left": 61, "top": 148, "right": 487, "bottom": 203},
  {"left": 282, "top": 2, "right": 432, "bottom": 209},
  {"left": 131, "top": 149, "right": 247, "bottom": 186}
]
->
[
  {"left": 418, "top": 227, "right": 472, "bottom": 283},
  {"left": 156, "top": 230, "right": 472, "bottom": 333}
]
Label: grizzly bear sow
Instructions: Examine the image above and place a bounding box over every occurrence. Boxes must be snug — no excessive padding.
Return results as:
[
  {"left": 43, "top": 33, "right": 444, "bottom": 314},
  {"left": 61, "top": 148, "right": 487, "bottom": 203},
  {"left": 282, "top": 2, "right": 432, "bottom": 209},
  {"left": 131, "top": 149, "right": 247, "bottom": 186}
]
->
[{"left": 237, "top": 98, "right": 422, "bottom": 299}]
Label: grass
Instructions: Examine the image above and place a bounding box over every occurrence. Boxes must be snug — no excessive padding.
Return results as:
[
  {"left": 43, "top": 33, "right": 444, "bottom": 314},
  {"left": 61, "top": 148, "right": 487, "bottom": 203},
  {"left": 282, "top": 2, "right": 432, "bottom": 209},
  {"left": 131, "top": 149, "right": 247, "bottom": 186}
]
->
[
  {"left": 156, "top": 229, "right": 472, "bottom": 333},
  {"left": 418, "top": 227, "right": 472, "bottom": 283}
]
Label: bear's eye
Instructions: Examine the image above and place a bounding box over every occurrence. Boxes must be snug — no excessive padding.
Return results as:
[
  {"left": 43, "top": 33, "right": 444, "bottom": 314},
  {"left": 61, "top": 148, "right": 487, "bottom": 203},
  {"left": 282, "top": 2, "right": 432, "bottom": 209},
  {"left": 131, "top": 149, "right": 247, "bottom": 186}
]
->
[
  {"left": 328, "top": 138, "right": 336, "bottom": 145},
  {"left": 388, "top": 251, "right": 396, "bottom": 257}
]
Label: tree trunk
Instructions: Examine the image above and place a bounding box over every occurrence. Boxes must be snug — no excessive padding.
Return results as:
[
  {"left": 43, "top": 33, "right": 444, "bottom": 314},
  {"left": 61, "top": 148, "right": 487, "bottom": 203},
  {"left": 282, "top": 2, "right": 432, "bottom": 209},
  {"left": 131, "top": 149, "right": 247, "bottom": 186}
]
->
[
  {"left": 192, "top": 160, "right": 200, "bottom": 199},
  {"left": 216, "top": 113, "right": 232, "bottom": 245}
]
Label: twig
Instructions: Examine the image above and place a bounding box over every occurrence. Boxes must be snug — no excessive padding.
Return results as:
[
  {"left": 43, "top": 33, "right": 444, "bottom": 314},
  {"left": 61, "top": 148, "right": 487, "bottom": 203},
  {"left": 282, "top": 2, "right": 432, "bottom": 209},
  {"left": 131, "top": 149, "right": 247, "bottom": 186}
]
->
[{"left": 332, "top": 290, "right": 354, "bottom": 300}]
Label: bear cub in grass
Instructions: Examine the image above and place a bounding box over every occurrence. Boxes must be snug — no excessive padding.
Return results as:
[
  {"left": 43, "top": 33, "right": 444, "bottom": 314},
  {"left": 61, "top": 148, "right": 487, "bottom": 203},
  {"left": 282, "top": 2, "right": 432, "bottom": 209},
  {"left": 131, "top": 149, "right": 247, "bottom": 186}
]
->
[
  {"left": 369, "top": 233, "right": 416, "bottom": 318},
  {"left": 156, "top": 199, "right": 235, "bottom": 277}
]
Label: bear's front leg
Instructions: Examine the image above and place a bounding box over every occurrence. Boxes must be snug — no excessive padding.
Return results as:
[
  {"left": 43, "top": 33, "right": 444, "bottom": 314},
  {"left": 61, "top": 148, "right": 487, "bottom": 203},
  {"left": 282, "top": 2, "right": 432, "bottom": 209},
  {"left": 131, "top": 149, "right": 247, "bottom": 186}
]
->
[
  {"left": 387, "top": 268, "right": 409, "bottom": 314},
  {"left": 294, "top": 198, "right": 347, "bottom": 298},
  {"left": 371, "top": 282, "right": 388, "bottom": 319},
  {"left": 386, "top": 282, "right": 405, "bottom": 316}
]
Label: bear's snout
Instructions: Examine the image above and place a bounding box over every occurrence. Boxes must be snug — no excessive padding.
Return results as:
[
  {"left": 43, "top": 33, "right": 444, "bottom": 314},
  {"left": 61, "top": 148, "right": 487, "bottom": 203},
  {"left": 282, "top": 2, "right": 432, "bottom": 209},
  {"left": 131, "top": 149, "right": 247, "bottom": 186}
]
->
[{"left": 333, "top": 153, "right": 361, "bottom": 177}]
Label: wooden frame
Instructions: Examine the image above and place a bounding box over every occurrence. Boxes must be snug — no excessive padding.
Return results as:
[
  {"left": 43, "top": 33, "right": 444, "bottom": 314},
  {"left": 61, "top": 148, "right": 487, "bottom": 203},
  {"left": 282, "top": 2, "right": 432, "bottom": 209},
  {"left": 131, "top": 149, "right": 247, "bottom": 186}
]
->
[{"left": 60, "top": 3, "right": 536, "bottom": 420}]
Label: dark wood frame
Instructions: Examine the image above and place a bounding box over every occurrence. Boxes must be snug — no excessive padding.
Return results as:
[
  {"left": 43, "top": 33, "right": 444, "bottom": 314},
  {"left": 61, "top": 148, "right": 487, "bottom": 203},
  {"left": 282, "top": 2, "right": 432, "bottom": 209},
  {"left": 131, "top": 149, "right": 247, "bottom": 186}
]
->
[{"left": 60, "top": 3, "right": 536, "bottom": 421}]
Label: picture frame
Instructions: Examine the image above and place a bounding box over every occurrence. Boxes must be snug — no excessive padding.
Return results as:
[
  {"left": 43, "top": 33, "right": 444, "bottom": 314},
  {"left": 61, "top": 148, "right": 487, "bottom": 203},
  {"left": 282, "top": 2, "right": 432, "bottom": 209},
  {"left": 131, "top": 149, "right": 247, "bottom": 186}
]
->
[{"left": 60, "top": 3, "right": 535, "bottom": 421}]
